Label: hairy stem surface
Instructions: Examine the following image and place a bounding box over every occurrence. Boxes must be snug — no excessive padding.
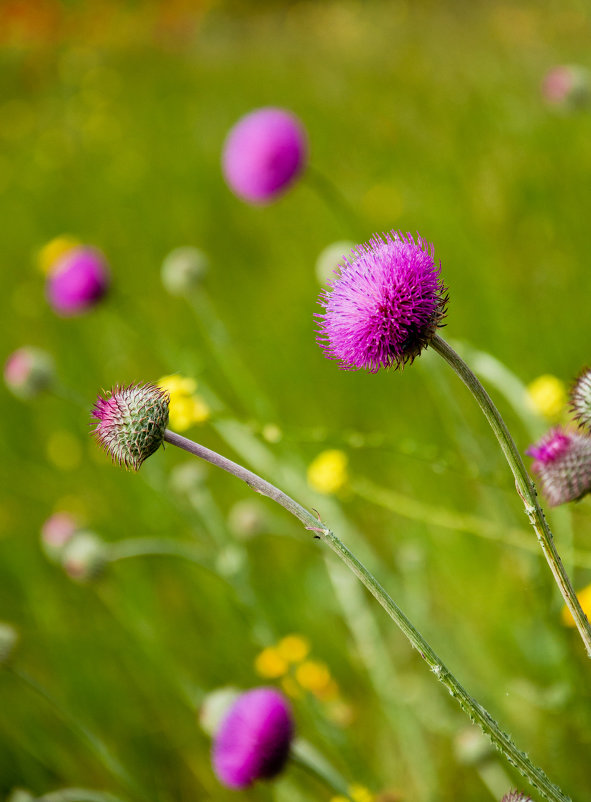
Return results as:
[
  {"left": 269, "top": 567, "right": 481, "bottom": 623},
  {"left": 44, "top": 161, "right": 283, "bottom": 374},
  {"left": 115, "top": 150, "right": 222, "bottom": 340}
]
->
[
  {"left": 431, "top": 334, "right": 591, "bottom": 658},
  {"left": 163, "top": 429, "right": 571, "bottom": 802}
]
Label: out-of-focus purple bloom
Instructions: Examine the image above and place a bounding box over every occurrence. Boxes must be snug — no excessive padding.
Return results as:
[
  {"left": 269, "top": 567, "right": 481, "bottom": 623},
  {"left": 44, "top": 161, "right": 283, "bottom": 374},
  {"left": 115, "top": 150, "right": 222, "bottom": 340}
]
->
[
  {"left": 542, "top": 65, "right": 591, "bottom": 110},
  {"left": 46, "top": 246, "right": 110, "bottom": 316},
  {"left": 526, "top": 427, "right": 591, "bottom": 506},
  {"left": 222, "top": 107, "right": 307, "bottom": 204},
  {"left": 212, "top": 687, "right": 294, "bottom": 789},
  {"left": 316, "top": 231, "right": 447, "bottom": 372},
  {"left": 4, "top": 347, "right": 54, "bottom": 399},
  {"left": 91, "top": 383, "right": 170, "bottom": 471}
]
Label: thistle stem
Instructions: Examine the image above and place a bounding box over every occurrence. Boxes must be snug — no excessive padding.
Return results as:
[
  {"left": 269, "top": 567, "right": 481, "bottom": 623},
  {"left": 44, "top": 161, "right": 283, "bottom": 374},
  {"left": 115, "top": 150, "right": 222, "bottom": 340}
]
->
[
  {"left": 162, "top": 429, "right": 570, "bottom": 802},
  {"left": 430, "top": 334, "right": 591, "bottom": 658}
]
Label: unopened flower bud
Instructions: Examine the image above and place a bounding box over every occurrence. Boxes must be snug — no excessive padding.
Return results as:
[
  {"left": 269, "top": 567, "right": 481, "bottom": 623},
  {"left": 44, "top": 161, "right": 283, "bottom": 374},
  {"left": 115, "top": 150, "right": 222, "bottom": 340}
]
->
[
  {"left": 91, "top": 383, "right": 169, "bottom": 470},
  {"left": 41, "top": 511, "right": 80, "bottom": 563},
  {"left": 61, "top": 531, "right": 107, "bottom": 582},
  {"left": 570, "top": 366, "right": 591, "bottom": 433},
  {"left": 526, "top": 427, "right": 591, "bottom": 506},
  {"left": 199, "top": 686, "right": 241, "bottom": 737},
  {"left": 228, "top": 499, "right": 268, "bottom": 539},
  {"left": 501, "top": 792, "right": 531, "bottom": 802},
  {"left": 542, "top": 65, "right": 591, "bottom": 110},
  {"left": 161, "top": 246, "right": 209, "bottom": 295},
  {"left": 4, "top": 347, "right": 54, "bottom": 399},
  {"left": 0, "top": 622, "right": 19, "bottom": 665}
]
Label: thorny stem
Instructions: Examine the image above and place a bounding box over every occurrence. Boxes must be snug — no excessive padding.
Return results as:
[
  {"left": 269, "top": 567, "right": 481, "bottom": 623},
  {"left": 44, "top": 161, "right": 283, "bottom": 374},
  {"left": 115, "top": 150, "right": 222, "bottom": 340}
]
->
[
  {"left": 430, "top": 334, "right": 591, "bottom": 658},
  {"left": 163, "top": 429, "right": 570, "bottom": 802}
]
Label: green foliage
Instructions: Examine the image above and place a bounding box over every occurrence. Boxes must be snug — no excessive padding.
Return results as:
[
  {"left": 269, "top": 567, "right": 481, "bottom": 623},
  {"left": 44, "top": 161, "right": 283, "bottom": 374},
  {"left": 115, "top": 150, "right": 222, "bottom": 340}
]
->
[{"left": 2, "top": 2, "right": 591, "bottom": 801}]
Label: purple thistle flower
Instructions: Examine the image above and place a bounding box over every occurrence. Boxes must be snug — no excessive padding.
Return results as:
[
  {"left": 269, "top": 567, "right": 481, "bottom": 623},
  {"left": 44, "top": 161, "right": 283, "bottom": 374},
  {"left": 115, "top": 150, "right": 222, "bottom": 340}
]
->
[
  {"left": 542, "top": 65, "right": 591, "bottom": 110},
  {"left": 316, "top": 231, "right": 448, "bottom": 372},
  {"left": 526, "top": 426, "right": 591, "bottom": 506},
  {"left": 570, "top": 365, "right": 591, "bottom": 433},
  {"left": 222, "top": 107, "right": 307, "bottom": 204},
  {"left": 501, "top": 793, "right": 531, "bottom": 802},
  {"left": 46, "top": 246, "right": 110, "bottom": 316},
  {"left": 91, "top": 383, "right": 170, "bottom": 471},
  {"left": 212, "top": 687, "right": 294, "bottom": 789}
]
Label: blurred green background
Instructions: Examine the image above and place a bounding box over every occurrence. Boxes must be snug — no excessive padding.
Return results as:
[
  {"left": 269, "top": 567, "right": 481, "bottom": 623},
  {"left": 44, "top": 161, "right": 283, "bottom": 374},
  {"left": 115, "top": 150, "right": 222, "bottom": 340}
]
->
[{"left": 2, "top": 1, "right": 591, "bottom": 800}]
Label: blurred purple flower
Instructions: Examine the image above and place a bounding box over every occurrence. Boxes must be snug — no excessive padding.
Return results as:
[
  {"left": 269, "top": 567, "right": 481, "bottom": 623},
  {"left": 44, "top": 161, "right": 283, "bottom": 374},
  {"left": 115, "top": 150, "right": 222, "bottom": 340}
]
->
[
  {"left": 41, "top": 511, "right": 79, "bottom": 563},
  {"left": 526, "top": 427, "right": 591, "bottom": 506},
  {"left": 222, "top": 107, "right": 307, "bottom": 204},
  {"left": 212, "top": 687, "right": 294, "bottom": 789},
  {"left": 46, "top": 246, "right": 110, "bottom": 316},
  {"left": 316, "top": 231, "right": 447, "bottom": 372}
]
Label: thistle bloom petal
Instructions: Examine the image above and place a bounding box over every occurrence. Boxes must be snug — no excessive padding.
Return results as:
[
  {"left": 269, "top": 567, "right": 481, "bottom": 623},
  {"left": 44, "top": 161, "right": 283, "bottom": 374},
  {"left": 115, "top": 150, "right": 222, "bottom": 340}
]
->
[
  {"left": 46, "top": 246, "right": 110, "bottom": 316},
  {"left": 526, "top": 426, "right": 591, "bottom": 506},
  {"left": 316, "top": 231, "right": 447, "bottom": 372},
  {"left": 222, "top": 107, "right": 307, "bottom": 204},
  {"left": 212, "top": 687, "right": 294, "bottom": 789},
  {"left": 570, "top": 366, "right": 591, "bottom": 432},
  {"left": 91, "top": 383, "right": 169, "bottom": 470}
]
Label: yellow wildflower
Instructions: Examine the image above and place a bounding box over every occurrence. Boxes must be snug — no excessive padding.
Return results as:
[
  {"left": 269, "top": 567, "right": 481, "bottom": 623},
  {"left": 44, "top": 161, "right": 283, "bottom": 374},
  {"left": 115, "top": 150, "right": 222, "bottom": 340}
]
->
[
  {"left": 307, "top": 449, "right": 348, "bottom": 494},
  {"left": 526, "top": 375, "right": 566, "bottom": 420},
  {"left": 157, "top": 374, "right": 210, "bottom": 432},
  {"left": 254, "top": 647, "right": 288, "bottom": 679},
  {"left": 276, "top": 634, "right": 310, "bottom": 663},
  {"left": 37, "top": 235, "right": 80, "bottom": 275},
  {"left": 329, "top": 797, "right": 349, "bottom": 802},
  {"left": 295, "top": 659, "right": 334, "bottom": 696},
  {"left": 561, "top": 584, "right": 591, "bottom": 627},
  {"left": 350, "top": 785, "right": 375, "bottom": 802}
]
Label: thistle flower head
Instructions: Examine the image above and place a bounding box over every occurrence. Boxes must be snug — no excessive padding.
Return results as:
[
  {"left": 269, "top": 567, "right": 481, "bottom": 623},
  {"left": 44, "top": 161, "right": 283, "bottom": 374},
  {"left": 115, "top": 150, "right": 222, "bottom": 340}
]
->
[
  {"left": 222, "top": 107, "right": 307, "bottom": 204},
  {"left": 46, "top": 246, "right": 110, "bottom": 316},
  {"left": 316, "top": 231, "right": 448, "bottom": 372},
  {"left": 501, "top": 792, "right": 531, "bottom": 802},
  {"left": 526, "top": 426, "right": 591, "bottom": 506},
  {"left": 212, "top": 687, "right": 294, "bottom": 789},
  {"left": 41, "top": 511, "right": 80, "bottom": 563},
  {"left": 91, "top": 383, "right": 169, "bottom": 470},
  {"left": 61, "top": 531, "right": 107, "bottom": 582},
  {"left": 570, "top": 366, "right": 591, "bottom": 432},
  {"left": 161, "top": 246, "right": 209, "bottom": 296}
]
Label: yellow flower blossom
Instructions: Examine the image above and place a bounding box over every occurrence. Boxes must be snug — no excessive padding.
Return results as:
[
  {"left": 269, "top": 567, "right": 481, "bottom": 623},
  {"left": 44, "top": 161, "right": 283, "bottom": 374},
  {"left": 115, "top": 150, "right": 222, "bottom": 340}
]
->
[
  {"left": 276, "top": 634, "right": 310, "bottom": 663},
  {"left": 329, "top": 787, "right": 374, "bottom": 802},
  {"left": 561, "top": 584, "right": 591, "bottom": 627},
  {"left": 254, "top": 647, "right": 288, "bottom": 678},
  {"left": 307, "top": 449, "right": 349, "bottom": 494},
  {"left": 37, "top": 235, "right": 80, "bottom": 275},
  {"left": 350, "top": 785, "right": 375, "bottom": 802},
  {"left": 295, "top": 659, "right": 334, "bottom": 696},
  {"left": 526, "top": 375, "right": 566, "bottom": 420},
  {"left": 157, "top": 374, "right": 210, "bottom": 432}
]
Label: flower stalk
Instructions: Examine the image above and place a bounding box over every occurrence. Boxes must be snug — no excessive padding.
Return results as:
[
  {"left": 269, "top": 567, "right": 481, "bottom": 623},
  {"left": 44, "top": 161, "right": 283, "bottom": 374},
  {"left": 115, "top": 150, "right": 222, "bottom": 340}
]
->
[
  {"left": 430, "top": 334, "right": 591, "bottom": 658},
  {"left": 162, "top": 429, "right": 570, "bottom": 802}
]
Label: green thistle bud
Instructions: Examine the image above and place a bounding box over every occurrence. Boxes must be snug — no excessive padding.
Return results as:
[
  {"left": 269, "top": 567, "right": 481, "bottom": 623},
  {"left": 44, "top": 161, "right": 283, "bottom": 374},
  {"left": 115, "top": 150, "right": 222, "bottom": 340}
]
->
[
  {"left": 91, "top": 383, "right": 169, "bottom": 470},
  {"left": 570, "top": 366, "right": 591, "bottom": 433},
  {"left": 61, "top": 531, "right": 108, "bottom": 582},
  {"left": 0, "top": 622, "right": 19, "bottom": 665}
]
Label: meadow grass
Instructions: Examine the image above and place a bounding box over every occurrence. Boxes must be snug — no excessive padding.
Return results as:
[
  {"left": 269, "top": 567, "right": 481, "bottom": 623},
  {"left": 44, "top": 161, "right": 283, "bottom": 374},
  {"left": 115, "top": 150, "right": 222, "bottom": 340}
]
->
[{"left": 2, "top": 2, "right": 591, "bottom": 800}]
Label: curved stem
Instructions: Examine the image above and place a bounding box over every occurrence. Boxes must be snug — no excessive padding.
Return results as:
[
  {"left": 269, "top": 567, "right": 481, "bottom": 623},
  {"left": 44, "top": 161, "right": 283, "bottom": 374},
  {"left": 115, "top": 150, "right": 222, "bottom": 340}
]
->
[
  {"left": 162, "top": 429, "right": 570, "bottom": 802},
  {"left": 430, "top": 334, "right": 591, "bottom": 658},
  {"left": 108, "top": 538, "right": 208, "bottom": 565}
]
